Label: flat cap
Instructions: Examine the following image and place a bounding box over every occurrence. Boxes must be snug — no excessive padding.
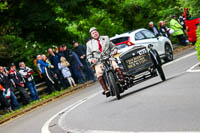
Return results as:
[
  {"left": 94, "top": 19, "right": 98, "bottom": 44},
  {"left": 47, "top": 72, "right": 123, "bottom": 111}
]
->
[
  {"left": 10, "top": 63, "right": 15, "bottom": 66},
  {"left": 89, "top": 27, "right": 97, "bottom": 33},
  {"left": 149, "top": 21, "right": 154, "bottom": 25}
]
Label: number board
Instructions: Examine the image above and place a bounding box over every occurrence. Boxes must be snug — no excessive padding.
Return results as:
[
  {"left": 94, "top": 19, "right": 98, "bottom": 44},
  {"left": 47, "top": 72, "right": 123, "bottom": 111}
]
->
[
  {"left": 120, "top": 47, "right": 153, "bottom": 75},
  {"left": 125, "top": 54, "right": 148, "bottom": 69}
]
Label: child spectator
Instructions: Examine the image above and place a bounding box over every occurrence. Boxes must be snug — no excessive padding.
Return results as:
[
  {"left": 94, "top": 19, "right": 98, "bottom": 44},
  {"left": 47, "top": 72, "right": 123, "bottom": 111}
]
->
[{"left": 58, "top": 57, "right": 76, "bottom": 87}]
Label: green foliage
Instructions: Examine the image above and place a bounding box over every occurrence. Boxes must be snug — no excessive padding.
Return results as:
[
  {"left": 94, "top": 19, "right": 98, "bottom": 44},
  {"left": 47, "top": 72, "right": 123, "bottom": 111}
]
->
[
  {"left": 0, "top": 35, "right": 50, "bottom": 77},
  {"left": 177, "top": 0, "right": 200, "bottom": 16},
  {"left": 0, "top": 1, "right": 8, "bottom": 11},
  {"left": 0, "top": 0, "right": 198, "bottom": 67},
  {"left": 195, "top": 26, "right": 200, "bottom": 60}
]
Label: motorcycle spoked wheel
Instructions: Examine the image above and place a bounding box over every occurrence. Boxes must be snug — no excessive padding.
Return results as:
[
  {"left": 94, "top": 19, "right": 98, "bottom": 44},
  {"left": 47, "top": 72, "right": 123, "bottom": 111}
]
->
[
  {"left": 107, "top": 71, "right": 121, "bottom": 100},
  {"left": 150, "top": 49, "right": 166, "bottom": 81},
  {"left": 156, "top": 65, "right": 166, "bottom": 81}
]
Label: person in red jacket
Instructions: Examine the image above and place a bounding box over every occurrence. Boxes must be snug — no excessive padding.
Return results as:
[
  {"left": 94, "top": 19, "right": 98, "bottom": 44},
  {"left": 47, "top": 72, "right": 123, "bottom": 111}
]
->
[{"left": 9, "top": 63, "right": 31, "bottom": 105}]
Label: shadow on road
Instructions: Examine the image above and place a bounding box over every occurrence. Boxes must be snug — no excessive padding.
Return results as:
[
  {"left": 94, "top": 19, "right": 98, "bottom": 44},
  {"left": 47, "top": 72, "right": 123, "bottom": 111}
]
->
[
  {"left": 107, "top": 74, "right": 184, "bottom": 102},
  {"left": 120, "top": 81, "right": 163, "bottom": 99}
]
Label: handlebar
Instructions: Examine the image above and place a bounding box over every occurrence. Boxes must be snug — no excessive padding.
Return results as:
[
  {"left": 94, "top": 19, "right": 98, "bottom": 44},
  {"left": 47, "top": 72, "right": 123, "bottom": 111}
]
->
[
  {"left": 89, "top": 51, "right": 115, "bottom": 58},
  {"left": 89, "top": 51, "right": 114, "bottom": 62}
]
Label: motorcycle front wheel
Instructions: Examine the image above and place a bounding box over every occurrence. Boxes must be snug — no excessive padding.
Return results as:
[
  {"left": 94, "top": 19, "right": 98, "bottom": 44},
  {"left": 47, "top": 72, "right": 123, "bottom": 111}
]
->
[{"left": 107, "top": 71, "right": 121, "bottom": 100}]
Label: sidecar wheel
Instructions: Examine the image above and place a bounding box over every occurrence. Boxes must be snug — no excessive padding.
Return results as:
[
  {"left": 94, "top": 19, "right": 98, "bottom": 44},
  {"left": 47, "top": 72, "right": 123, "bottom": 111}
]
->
[{"left": 157, "top": 65, "right": 166, "bottom": 81}]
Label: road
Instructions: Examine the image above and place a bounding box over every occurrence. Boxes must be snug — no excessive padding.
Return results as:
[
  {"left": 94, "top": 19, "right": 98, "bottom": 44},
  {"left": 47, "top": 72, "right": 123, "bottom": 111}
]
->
[{"left": 0, "top": 47, "right": 200, "bottom": 133}]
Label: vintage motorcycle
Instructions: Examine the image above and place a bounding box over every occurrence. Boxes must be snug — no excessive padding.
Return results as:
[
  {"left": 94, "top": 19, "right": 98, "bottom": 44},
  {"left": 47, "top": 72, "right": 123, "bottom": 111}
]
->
[{"left": 90, "top": 44, "right": 166, "bottom": 100}]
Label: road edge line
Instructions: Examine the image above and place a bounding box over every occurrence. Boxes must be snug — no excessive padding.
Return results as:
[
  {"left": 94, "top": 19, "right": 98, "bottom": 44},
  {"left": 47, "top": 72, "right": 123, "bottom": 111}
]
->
[{"left": 41, "top": 91, "right": 100, "bottom": 133}]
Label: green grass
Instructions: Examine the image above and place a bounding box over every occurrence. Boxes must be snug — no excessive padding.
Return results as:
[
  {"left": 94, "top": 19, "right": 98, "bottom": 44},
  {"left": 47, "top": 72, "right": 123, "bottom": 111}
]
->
[
  {"left": 0, "top": 92, "right": 59, "bottom": 120},
  {"left": 0, "top": 83, "right": 92, "bottom": 123}
]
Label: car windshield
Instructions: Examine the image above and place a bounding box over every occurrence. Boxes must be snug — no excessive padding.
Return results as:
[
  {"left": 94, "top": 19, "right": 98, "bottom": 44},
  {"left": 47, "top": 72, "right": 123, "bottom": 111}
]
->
[
  {"left": 116, "top": 44, "right": 129, "bottom": 49},
  {"left": 111, "top": 37, "right": 129, "bottom": 44}
]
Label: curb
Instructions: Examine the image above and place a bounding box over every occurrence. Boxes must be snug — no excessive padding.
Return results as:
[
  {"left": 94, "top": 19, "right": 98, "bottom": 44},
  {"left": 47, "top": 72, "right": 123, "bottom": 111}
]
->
[
  {"left": 0, "top": 81, "right": 95, "bottom": 125},
  {"left": 173, "top": 44, "right": 194, "bottom": 54}
]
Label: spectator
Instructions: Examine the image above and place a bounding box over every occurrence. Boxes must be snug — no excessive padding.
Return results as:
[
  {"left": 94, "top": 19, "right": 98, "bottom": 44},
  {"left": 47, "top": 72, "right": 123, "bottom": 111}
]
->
[
  {"left": 73, "top": 40, "right": 96, "bottom": 82},
  {"left": 58, "top": 57, "right": 76, "bottom": 87},
  {"left": 57, "top": 45, "right": 65, "bottom": 58},
  {"left": 0, "top": 84, "right": 13, "bottom": 113},
  {"left": 48, "top": 48, "right": 68, "bottom": 89},
  {"left": 9, "top": 63, "right": 31, "bottom": 105},
  {"left": 159, "top": 21, "right": 170, "bottom": 38},
  {"left": 0, "top": 66, "right": 20, "bottom": 110},
  {"left": 170, "top": 15, "right": 188, "bottom": 46},
  {"left": 39, "top": 54, "right": 61, "bottom": 93},
  {"left": 178, "top": 12, "right": 186, "bottom": 30},
  {"left": 19, "top": 62, "right": 39, "bottom": 101},
  {"left": 60, "top": 45, "right": 86, "bottom": 84},
  {"left": 148, "top": 21, "right": 161, "bottom": 37},
  {"left": 37, "top": 55, "right": 56, "bottom": 94},
  {"left": 43, "top": 54, "right": 61, "bottom": 91}
]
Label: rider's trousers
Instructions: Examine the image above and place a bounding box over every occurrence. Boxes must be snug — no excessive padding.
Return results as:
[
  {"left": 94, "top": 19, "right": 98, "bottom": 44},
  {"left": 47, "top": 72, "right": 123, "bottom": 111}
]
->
[{"left": 95, "top": 61, "right": 119, "bottom": 78}]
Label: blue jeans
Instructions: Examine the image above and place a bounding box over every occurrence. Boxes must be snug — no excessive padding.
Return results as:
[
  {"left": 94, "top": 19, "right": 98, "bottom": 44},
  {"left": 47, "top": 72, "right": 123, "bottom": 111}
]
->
[
  {"left": 4, "top": 87, "right": 20, "bottom": 110},
  {"left": 26, "top": 81, "right": 39, "bottom": 101},
  {"left": 10, "top": 90, "right": 20, "bottom": 110}
]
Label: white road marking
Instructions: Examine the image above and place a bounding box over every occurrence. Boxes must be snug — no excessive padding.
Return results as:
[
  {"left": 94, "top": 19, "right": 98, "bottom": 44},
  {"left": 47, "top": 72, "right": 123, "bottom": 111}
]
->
[
  {"left": 163, "top": 51, "right": 197, "bottom": 67},
  {"left": 86, "top": 131, "right": 200, "bottom": 133},
  {"left": 187, "top": 62, "right": 200, "bottom": 72},
  {"left": 41, "top": 51, "right": 199, "bottom": 133},
  {"left": 41, "top": 91, "right": 101, "bottom": 133}
]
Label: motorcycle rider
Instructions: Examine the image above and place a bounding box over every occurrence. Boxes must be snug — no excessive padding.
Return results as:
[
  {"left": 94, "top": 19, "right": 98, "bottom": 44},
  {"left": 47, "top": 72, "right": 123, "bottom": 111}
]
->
[{"left": 86, "top": 27, "right": 124, "bottom": 95}]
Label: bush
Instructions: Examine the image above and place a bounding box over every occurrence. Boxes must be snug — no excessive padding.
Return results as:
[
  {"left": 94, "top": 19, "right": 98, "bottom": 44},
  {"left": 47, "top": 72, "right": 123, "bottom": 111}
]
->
[{"left": 195, "top": 26, "right": 200, "bottom": 60}]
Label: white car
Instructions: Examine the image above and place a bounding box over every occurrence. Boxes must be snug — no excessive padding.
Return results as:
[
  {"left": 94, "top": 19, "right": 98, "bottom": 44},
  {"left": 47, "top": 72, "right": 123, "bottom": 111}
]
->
[{"left": 110, "top": 28, "right": 173, "bottom": 62}]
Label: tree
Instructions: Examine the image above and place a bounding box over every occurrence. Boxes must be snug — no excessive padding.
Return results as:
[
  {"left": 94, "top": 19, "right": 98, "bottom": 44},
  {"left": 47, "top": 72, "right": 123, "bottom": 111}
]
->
[
  {"left": 177, "top": 0, "right": 200, "bottom": 16},
  {"left": 0, "top": 0, "right": 193, "bottom": 67},
  {"left": 0, "top": 1, "right": 8, "bottom": 11}
]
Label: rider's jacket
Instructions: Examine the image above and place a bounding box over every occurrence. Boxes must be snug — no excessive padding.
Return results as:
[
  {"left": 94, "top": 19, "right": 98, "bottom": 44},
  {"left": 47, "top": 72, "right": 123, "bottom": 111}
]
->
[{"left": 86, "top": 36, "right": 117, "bottom": 64}]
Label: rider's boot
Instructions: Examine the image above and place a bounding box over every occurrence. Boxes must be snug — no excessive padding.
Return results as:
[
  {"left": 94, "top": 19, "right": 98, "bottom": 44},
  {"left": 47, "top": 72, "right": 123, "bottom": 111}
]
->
[
  {"left": 98, "top": 76, "right": 109, "bottom": 95},
  {"left": 115, "top": 68, "right": 125, "bottom": 84}
]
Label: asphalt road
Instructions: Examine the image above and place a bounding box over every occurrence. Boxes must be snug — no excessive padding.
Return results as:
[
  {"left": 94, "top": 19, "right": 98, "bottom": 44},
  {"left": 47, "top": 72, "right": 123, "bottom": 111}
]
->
[{"left": 0, "top": 47, "right": 200, "bottom": 133}]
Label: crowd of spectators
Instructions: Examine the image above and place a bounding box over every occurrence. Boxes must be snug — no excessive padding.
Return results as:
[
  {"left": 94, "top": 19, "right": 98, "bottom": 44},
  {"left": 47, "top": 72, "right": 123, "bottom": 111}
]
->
[
  {"left": 148, "top": 13, "right": 189, "bottom": 46},
  {"left": 0, "top": 63, "right": 34, "bottom": 113},
  {"left": 0, "top": 42, "right": 96, "bottom": 114}
]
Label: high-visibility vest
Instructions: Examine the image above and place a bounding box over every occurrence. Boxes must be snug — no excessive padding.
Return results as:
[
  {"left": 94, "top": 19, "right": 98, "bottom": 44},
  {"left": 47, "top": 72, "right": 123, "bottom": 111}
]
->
[{"left": 170, "top": 19, "right": 184, "bottom": 36}]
